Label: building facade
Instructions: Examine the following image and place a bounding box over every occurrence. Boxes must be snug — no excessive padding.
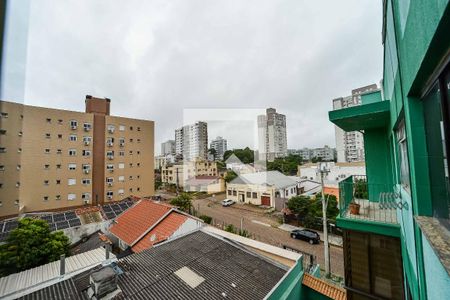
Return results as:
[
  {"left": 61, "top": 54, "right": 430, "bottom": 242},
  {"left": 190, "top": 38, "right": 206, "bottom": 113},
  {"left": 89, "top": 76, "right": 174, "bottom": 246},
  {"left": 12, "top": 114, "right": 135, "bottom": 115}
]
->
[
  {"left": 333, "top": 84, "right": 378, "bottom": 163},
  {"left": 290, "top": 146, "right": 336, "bottom": 162},
  {"left": 161, "top": 140, "right": 175, "bottom": 156},
  {"left": 0, "top": 96, "right": 154, "bottom": 218},
  {"left": 329, "top": 1, "right": 450, "bottom": 298},
  {"left": 161, "top": 160, "right": 218, "bottom": 188},
  {"left": 209, "top": 136, "right": 227, "bottom": 160},
  {"left": 258, "top": 108, "right": 287, "bottom": 162},
  {"left": 175, "top": 121, "right": 208, "bottom": 161}
]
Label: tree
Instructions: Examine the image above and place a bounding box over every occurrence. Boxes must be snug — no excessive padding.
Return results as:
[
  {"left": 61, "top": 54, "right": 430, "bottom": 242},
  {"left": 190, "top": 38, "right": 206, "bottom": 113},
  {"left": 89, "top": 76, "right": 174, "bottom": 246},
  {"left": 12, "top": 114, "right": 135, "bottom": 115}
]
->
[
  {"left": 287, "top": 196, "right": 313, "bottom": 216},
  {"left": 223, "top": 147, "right": 254, "bottom": 164},
  {"left": 0, "top": 218, "right": 70, "bottom": 276},
  {"left": 170, "top": 192, "right": 192, "bottom": 212},
  {"left": 267, "top": 154, "right": 303, "bottom": 175},
  {"left": 224, "top": 170, "right": 238, "bottom": 183}
]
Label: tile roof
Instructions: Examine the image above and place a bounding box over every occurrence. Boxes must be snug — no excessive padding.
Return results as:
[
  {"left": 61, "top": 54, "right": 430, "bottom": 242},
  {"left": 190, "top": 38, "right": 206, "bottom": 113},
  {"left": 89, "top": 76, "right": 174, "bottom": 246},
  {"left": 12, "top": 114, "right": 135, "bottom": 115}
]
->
[
  {"left": 0, "top": 248, "right": 114, "bottom": 299},
  {"left": 131, "top": 212, "right": 188, "bottom": 253},
  {"left": 109, "top": 200, "right": 172, "bottom": 246},
  {"left": 302, "top": 273, "right": 346, "bottom": 300}
]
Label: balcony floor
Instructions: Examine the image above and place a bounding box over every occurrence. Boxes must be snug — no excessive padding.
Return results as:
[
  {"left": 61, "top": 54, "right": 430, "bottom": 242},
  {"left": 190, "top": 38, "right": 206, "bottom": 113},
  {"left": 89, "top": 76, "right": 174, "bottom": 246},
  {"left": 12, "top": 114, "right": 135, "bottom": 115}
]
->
[{"left": 343, "top": 198, "right": 398, "bottom": 224}]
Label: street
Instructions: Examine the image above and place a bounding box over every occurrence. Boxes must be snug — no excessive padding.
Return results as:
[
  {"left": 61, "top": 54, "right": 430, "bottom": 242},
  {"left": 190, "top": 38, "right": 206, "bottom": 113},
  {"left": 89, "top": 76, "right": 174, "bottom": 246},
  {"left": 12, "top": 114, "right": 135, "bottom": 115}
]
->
[{"left": 190, "top": 194, "right": 344, "bottom": 277}]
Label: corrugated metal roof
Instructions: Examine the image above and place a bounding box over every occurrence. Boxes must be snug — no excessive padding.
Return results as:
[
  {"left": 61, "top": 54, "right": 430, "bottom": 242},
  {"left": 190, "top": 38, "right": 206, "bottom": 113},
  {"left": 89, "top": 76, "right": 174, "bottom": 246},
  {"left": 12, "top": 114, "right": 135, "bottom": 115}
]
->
[
  {"left": 0, "top": 247, "right": 114, "bottom": 299},
  {"left": 231, "top": 171, "right": 297, "bottom": 189}
]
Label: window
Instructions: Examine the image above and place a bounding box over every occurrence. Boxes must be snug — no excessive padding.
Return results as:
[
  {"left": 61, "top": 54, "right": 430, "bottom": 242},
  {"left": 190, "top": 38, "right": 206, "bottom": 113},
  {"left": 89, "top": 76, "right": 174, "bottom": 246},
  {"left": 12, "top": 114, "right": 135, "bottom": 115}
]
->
[
  {"left": 130, "top": 126, "right": 133, "bottom": 130},
  {"left": 83, "top": 136, "right": 91, "bottom": 144},
  {"left": 46, "top": 118, "right": 51, "bottom": 123},
  {"left": 118, "top": 163, "right": 125, "bottom": 169},
  {"left": 107, "top": 151, "right": 114, "bottom": 159},
  {"left": 107, "top": 191, "right": 114, "bottom": 199},
  {"left": 68, "top": 149, "right": 76, "bottom": 156},
  {"left": 232, "top": 190, "right": 237, "bottom": 196},
  {"left": 107, "top": 124, "right": 115, "bottom": 133},
  {"left": 129, "top": 175, "right": 133, "bottom": 180},
  {"left": 16, "top": 165, "right": 20, "bottom": 170},
  {"left": 107, "top": 137, "right": 114, "bottom": 146},
  {"left": 82, "top": 150, "right": 91, "bottom": 157},
  {"left": 83, "top": 123, "right": 91, "bottom": 131},
  {"left": 246, "top": 192, "right": 251, "bottom": 198},
  {"left": 137, "top": 139, "right": 141, "bottom": 143},
  {"left": 118, "top": 189, "right": 124, "bottom": 195},
  {"left": 137, "top": 187, "right": 140, "bottom": 192},
  {"left": 137, "top": 127, "right": 141, "bottom": 131},
  {"left": 107, "top": 164, "right": 114, "bottom": 171},
  {"left": 69, "top": 134, "right": 77, "bottom": 141},
  {"left": 68, "top": 163, "right": 76, "bottom": 170},
  {"left": 45, "top": 148, "right": 50, "bottom": 154},
  {"left": 130, "top": 138, "right": 133, "bottom": 143},
  {"left": 252, "top": 192, "right": 257, "bottom": 198},
  {"left": 129, "top": 188, "right": 133, "bottom": 192},
  {"left": 119, "top": 138, "right": 125, "bottom": 146},
  {"left": 44, "top": 180, "right": 49, "bottom": 186},
  {"left": 58, "top": 134, "right": 62, "bottom": 139},
  {"left": 82, "top": 178, "right": 91, "bottom": 185},
  {"left": 106, "top": 177, "right": 114, "bottom": 183},
  {"left": 57, "top": 149, "right": 62, "bottom": 154},
  {"left": 137, "top": 151, "right": 140, "bottom": 155},
  {"left": 228, "top": 190, "right": 232, "bottom": 196},
  {"left": 14, "top": 200, "right": 19, "bottom": 206},
  {"left": 137, "top": 163, "right": 140, "bottom": 167},
  {"left": 0, "top": 165, "right": 4, "bottom": 171},
  {"left": 129, "top": 163, "right": 133, "bottom": 168},
  {"left": 44, "top": 164, "right": 50, "bottom": 170},
  {"left": 396, "top": 119, "right": 410, "bottom": 193},
  {"left": 0, "top": 112, "right": 8, "bottom": 118},
  {"left": 55, "top": 195, "right": 61, "bottom": 201},
  {"left": 18, "top": 131, "right": 22, "bottom": 136},
  {"left": 43, "top": 196, "right": 49, "bottom": 201},
  {"left": 68, "top": 193, "right": 76, "bottom": 201},
  {"left": 56, "top": 180, "right": 61, "bottom": 185},
  {"left": 82, "top": 164, "right": 91, "bottom": 173},
  {"left": 137, "top": 175, "right": 140, "bottom": 179},
  {"left": 422, "top": 66, "right": 450, "bottom": 219},
  {"left": 119, "top": 125, "right": 125, "bottom": 131},
  {"left": 58, "top": 119, "right": 63, "bottom": 125},
  {"left": 70, "top": 120, "right": 78, "bottom": 129},
  {"left": 57, "top": 164, "right": 61, "bottom": 169},
  {"left": 119, "top": 151, "right": 125, "bottom": 156},
  {"left": 118, "top": 175, "right": 125, "bottom": 182},
  {"left": 129, "top": 150, "right": 133, "bottom": 155},
  {"left": 82, "top": 193, "right": 91, "bottom": 200},
  {"left": 45, "top": 133, "right": 51, "bottom": 139},
  {"left": 68, "top": 178, "right": 76, "bottom": 186}
]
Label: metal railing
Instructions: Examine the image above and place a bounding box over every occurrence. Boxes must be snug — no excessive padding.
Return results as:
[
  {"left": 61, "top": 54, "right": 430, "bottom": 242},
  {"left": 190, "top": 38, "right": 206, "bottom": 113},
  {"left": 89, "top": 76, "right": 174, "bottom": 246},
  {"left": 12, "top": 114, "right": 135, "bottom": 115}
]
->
[{"left": 339, "top": 175, "right": 400, "bottom": 224}]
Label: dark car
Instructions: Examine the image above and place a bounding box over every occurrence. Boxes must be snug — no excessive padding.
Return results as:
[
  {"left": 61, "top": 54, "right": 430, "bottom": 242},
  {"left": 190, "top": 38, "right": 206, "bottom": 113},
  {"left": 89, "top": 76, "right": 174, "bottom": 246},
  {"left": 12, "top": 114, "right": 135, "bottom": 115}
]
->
[{"left": 290, "top": 229, "right": 320, "bottom": 244}]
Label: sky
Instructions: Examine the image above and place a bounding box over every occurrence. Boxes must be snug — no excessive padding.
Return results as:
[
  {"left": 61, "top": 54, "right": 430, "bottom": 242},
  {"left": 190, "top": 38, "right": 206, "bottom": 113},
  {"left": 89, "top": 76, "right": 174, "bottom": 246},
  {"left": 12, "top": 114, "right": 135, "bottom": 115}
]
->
[{"left": 2, "top": 0, "right": 383, "bottom": 154}]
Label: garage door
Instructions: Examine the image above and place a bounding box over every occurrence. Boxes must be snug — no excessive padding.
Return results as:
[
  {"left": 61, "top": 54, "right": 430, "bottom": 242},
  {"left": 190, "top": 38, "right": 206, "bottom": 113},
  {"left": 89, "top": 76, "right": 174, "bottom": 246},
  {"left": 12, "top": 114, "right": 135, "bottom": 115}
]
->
[{"left": 261, "top": 196, "right": 270, "bottom": 206}]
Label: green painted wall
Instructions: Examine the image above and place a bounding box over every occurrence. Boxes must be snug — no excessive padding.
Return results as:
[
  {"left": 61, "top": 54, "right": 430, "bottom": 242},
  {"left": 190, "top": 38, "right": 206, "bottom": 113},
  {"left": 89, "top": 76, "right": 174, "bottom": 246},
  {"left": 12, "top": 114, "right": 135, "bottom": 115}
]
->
[
  {"left": 361, "top": 90, "right": 382, "bottom": 105},
  {"left": 301, "top": 286, "right": 332, "bottom": 300},
  {"left": 364, "top": 128, "right": 393, "bottom": 201},
  {"left": 266, "top": 259, "right": 303, "bottom": 300},
  {"left": 422, "top": 234, "right": 450, "bottom": 300}
]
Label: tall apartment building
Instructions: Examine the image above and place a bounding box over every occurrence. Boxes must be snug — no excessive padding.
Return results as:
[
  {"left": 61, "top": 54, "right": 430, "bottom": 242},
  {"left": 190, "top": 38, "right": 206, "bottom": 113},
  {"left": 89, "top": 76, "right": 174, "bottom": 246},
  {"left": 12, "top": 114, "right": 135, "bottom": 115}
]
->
[
  {"left": 290, "top": 146, "right": 335, "bottom": 162},
  {"left": 0, "top": 96, "right": 154, "bottom": 218},
  {"left": 332, "top": 84, "right": 378, "bottom": 163},
  {"left": 175, "top": 121, "right": 208, "bottom": 162},
  {"left": 257, "top": 108, "right": 287, "bottom": 162},
  {"left": 161, "top": 140, "right": 175, "bottom": 156},
  {"left": 209, "top": 136, "right": 227, "bottom": 160}
]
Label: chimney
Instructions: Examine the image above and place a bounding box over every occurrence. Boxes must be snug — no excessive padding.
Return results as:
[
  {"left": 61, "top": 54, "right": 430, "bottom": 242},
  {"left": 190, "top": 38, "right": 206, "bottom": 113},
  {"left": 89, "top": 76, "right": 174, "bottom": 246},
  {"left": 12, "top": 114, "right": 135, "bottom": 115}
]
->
[
  {"left": 88, "top": 266, "right": 118, "bottom": 299},
  {"left": 59, "top": 254, "right": 65, "bottom": 276}
]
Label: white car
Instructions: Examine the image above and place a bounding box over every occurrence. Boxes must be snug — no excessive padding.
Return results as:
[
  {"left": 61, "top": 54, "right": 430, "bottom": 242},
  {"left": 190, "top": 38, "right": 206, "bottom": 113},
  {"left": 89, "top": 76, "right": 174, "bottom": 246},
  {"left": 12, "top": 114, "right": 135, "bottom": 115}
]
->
[{"left": 221, "top": 199, "right": 235, "bottom": 207}]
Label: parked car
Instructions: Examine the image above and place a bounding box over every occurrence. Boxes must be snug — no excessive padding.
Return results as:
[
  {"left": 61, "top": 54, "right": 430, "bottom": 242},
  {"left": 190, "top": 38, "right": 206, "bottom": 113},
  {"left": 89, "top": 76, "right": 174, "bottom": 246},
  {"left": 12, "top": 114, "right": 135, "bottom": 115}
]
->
[
  {"left": 221, "top": 199, "right": 235, "bottom": 207},
  {"left": 290, "top": 229, "right": 320, "bottom": 244}
]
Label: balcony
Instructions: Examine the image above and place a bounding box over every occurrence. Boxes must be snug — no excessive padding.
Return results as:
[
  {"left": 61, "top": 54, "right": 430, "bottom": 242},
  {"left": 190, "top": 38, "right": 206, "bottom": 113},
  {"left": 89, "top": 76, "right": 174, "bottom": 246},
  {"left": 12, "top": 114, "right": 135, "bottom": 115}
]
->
[{"left": 338, "top": 175, "right": 401, "bottom": 235}]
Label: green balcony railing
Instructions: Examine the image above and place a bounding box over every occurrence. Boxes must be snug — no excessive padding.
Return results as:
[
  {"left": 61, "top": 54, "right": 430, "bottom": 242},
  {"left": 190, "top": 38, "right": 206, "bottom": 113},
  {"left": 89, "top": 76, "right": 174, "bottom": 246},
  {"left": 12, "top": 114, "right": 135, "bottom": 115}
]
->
[{"left": 339, "top": 175, "right": 399, "bottom": 224}]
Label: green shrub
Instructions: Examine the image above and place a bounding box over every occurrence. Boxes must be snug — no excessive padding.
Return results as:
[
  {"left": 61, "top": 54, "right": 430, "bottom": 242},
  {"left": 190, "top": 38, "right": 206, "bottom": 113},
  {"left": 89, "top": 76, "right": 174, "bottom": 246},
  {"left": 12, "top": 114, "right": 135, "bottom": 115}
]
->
[{"left": 199, "top": 215, "right": 212, "bottom": 224}]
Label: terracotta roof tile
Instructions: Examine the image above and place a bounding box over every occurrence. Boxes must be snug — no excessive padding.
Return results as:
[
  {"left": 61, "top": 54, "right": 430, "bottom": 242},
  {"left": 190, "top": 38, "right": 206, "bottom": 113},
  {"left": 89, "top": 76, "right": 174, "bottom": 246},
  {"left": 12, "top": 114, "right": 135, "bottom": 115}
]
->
[
  {"left": 132, "top": 212, "right": 188, "bottom": 253},
  {"left": 302, "top": 273, "right": 346, "bottom": 300},
  {"left": 109, "top": 200, "right": 172, "bottom": 246}
]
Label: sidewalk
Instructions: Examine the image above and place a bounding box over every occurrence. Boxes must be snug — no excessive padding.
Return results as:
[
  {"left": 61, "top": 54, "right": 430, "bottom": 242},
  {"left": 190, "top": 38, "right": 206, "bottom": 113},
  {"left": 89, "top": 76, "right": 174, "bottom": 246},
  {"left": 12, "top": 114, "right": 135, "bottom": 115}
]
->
[{"left": 279, "top": 224, "right": 343, "bottom": 247}]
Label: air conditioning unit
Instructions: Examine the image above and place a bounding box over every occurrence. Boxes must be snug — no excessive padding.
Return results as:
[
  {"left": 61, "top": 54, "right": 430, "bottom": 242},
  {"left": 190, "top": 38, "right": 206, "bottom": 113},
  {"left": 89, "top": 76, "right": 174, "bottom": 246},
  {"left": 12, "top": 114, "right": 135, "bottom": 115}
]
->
[
  {"left": 108, "top": 128, "right": 114, "bottom": 133},
  {"left": 84, "top": 127, "right": 90, "bottom": 132},
  {"left": 107, "top": 155, "right": 114, "bottom": 160},
  {"left": 84, "top": 141, "right": 90, "bottom": 146},
  {"left": 71, "top": 125, "right": 77, "bottom": 130},
  {"left": 107, "top": 142, "right": 113, "bottom": 147},
  {"left": 119, "top": 142, "right": 124, "bottom": 147},
  {"left": 84, "top": 169, "right": 90, "bottom": 174},
  {"left": 108, "top": 182, "right": 113, "bottom": 187},
  {"left": 108, "top": 169, "right": 114, "bottom": 173},
  {"left": 107, "top": 195, "right": 113, "bottom": 200}
]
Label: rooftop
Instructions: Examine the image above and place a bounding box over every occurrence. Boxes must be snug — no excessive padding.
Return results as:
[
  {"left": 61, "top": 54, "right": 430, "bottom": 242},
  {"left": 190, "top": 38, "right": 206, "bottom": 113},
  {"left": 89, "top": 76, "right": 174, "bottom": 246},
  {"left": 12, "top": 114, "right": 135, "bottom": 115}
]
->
[
  {"left": 15, "top": 228, "right": 297, "bottom": 300},
  {"left": 230, "top": 171, "right": 297, "bottom": 189},
  {"left": 109, "top": 200, "right": 173, "bottom": 246}
]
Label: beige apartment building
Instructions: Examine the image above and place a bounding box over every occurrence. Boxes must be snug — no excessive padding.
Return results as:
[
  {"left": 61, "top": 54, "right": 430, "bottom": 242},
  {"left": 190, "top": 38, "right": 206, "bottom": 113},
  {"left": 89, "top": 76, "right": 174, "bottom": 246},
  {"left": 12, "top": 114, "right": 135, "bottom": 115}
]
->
[
  {"left": 161, "top": 160, "right": 218, "bottom": 187},
  {"left": 0, "top": 96, "right": 154, "bottom": 218}
]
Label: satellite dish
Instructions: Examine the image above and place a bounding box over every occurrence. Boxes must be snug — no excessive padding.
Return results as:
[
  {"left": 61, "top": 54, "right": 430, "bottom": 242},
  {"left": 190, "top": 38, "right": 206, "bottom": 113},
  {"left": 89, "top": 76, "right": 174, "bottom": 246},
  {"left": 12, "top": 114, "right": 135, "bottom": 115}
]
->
[{"left": 150, "top": 234, "right": 157, "bottom": 242}]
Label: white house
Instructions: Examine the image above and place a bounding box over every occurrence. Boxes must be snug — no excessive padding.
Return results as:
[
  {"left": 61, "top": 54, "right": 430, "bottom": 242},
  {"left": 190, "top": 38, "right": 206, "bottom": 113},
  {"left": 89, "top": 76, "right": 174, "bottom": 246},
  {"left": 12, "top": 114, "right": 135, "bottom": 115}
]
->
[{"left": 226, "top": 171, "right": 298, "bottom": 207}]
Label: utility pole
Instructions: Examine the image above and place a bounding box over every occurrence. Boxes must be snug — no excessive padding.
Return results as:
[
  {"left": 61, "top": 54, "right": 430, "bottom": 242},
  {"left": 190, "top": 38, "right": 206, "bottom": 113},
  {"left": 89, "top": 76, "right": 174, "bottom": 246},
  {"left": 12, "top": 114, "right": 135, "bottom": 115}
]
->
[{"left": 319, "top": 162, "right": 331, "bottom": 277}]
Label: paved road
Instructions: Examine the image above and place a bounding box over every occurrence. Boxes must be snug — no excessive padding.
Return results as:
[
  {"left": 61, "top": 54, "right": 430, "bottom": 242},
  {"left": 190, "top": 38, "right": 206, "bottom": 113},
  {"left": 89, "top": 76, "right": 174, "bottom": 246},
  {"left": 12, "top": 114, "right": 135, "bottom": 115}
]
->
[{"left": 192, "top": 196, "right": 344, "bottom": 277}]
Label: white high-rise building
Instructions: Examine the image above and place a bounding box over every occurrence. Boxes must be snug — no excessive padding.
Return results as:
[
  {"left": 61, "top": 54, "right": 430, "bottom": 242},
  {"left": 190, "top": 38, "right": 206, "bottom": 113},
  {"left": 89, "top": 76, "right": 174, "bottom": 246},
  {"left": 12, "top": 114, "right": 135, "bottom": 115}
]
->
[
  {"left": 161, "top": 140, "right": 175, "bottom": 156},
  {"left": 333, "top": 84, "right": 378, "bottom": 162},
  {"left": 257, "top": 108, "right": 287, "bottom": 162},
  {"left": 210, "top": 136, "right": 227, "bottom": 160},
  {"left": 175, "top": 121, "right": 208, "bottom": 161}
]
